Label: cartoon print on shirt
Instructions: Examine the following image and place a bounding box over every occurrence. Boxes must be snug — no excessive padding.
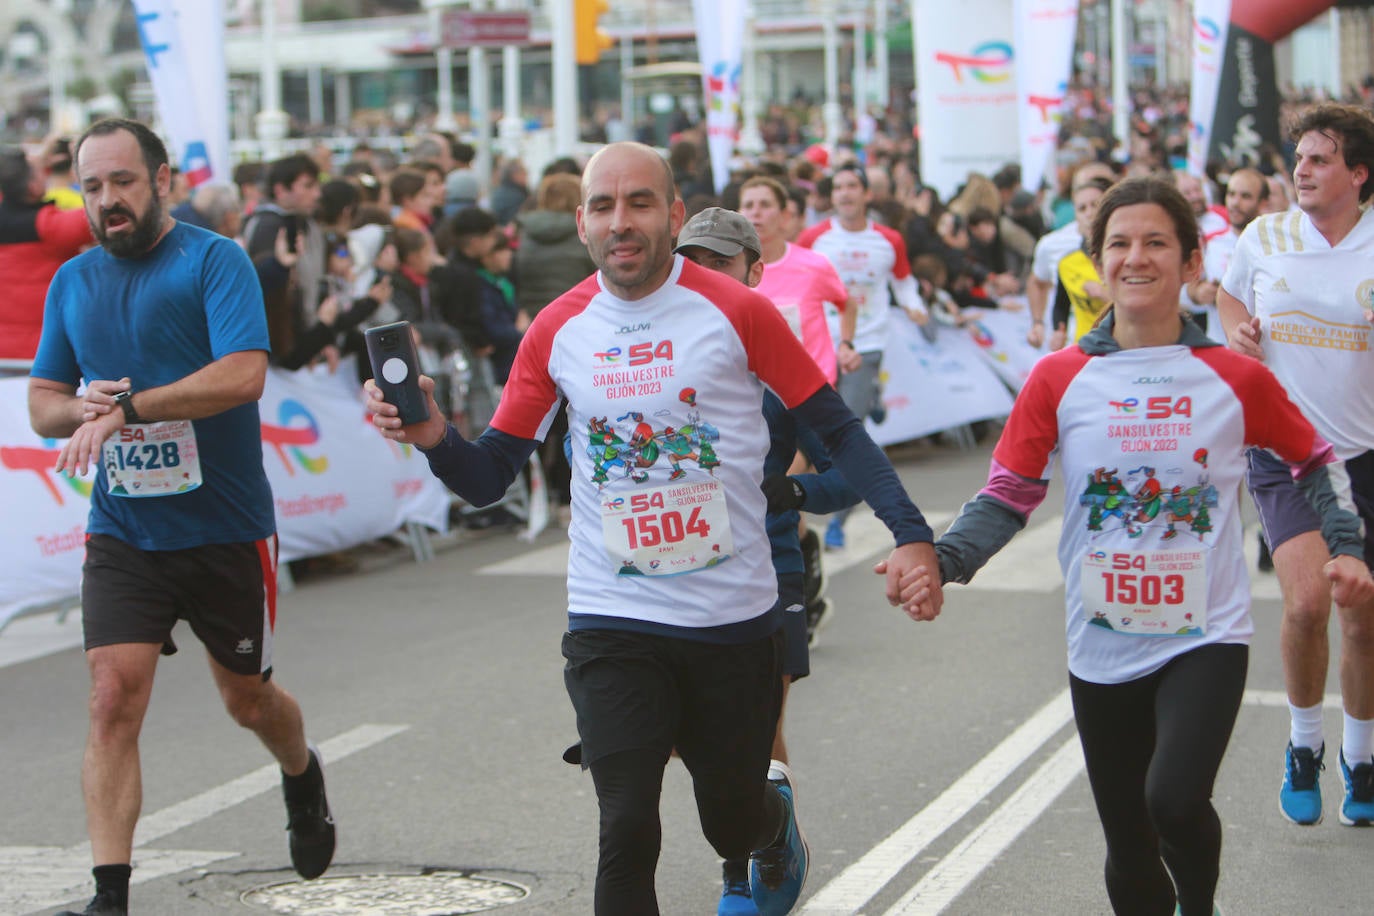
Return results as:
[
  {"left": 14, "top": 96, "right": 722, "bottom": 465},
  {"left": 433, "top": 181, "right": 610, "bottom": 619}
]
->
[
  {"left": 1079, "top": 451, "right": 1219, "bottom": 544},
  {"left": 585, "top": 388, "right": 724, "bottom": 488}
]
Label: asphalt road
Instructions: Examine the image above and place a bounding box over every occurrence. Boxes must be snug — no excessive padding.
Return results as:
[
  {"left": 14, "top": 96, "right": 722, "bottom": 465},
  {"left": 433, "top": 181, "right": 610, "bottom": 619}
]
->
[{"left": 1, "top": 438, "right": 1369, "bottom": 915}]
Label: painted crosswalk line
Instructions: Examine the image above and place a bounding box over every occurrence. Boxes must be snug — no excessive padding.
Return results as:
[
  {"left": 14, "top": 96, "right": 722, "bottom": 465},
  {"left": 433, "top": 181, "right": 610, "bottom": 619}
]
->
[{"left": 2, "top": 723, "right": 408, "bottom": 916}]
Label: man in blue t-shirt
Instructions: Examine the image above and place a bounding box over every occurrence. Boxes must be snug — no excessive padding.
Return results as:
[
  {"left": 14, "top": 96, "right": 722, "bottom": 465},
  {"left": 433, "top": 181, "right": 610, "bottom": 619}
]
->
[{"left": 27, "top": 119, "right": 334, "bottom": 916}]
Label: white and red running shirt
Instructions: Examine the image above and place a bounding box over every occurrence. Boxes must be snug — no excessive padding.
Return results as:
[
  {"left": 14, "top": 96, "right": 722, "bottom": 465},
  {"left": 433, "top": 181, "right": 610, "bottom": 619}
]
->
[
  {"left": 986, "top": 321, "right": 1352, "bottom": 683},
  {"left": 491, "top": 256, "right": 829, "bottom": 629},
  {"left": 797, "top": 219, "right": 921, "bottom": 354},
  {"left": 1222, "top": 208, "right": 1374, "bottom": 460}
]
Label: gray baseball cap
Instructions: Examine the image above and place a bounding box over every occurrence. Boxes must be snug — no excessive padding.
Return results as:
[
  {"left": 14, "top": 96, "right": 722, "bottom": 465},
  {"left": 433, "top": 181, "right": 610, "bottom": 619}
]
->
[{"left": 675, "top": 207, "right": 761, "bottom": 260}]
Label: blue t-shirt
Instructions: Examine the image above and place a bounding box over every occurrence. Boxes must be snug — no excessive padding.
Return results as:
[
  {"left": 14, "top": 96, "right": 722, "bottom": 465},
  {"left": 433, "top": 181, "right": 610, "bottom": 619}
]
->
[{"left": 32, "top": 221, "right": 275, "bottom": 549}]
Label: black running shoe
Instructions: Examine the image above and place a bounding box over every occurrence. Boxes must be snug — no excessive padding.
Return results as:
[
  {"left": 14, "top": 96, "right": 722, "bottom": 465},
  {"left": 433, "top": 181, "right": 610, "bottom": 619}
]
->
[
  {"left": 805, "top": 597, "right": 834, "bottom": 648},
  {"left": 283, "top": 745, "right": 336, "bottom": 879},
  {"left": 800, "top": 528, "right": 826, "bottom": 608},
  {"left": 56, "top": 890, "right": 126, "bottom": 916}
]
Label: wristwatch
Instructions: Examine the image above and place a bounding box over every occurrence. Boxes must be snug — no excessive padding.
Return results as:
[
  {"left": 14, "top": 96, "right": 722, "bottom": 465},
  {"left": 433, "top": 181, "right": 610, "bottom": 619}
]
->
[{"left": 113, "top": 390, "right": 142, "bottom": 424}]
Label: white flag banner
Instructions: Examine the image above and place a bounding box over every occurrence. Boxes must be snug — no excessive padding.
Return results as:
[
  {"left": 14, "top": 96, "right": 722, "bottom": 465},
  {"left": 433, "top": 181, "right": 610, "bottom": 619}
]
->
[
  {"left": 0, "top": 365, "right": 451, "bottom": 628},
  {"left": 131, "top": 0, "right": 230, "bottom": 186},
  {"left": 1014, "top": 0, "right": 1079, "bottom": 195},
  {"left": 692, "top": 0, "right": 745, "bottom": 194},
  {"left": 866, "top": 315, "right": 1015, "bottom": 447},
  {"left": 913, "top": 0, "right": 1019, "bottom": 200},
  {"left": 1188, "top": 0, "right": 1233, "bottom": 177}
]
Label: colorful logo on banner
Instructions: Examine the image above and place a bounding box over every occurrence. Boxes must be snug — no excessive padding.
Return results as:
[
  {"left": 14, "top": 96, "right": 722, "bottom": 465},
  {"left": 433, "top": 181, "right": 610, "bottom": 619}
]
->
[
  {"left": 1, "top": 443, "right": 93, "bottom": 505},
  {"left": 181, "top": 140, "right": 213, "bottom": 187},
  {"left": 1027, "top": 79, "right": 1068, "bottom": 126},
  {"left": 262, "top": 400, "right": 329, "bottom": 476},
  {"left": 934, "top": 41, "right": 1014, "bottom": 84},
  {"left": 1194, "top": 16, "right": 1222, "bottom": 52},
  {"left": 706, "top": 61, "right": 742, "bottom": 114}
]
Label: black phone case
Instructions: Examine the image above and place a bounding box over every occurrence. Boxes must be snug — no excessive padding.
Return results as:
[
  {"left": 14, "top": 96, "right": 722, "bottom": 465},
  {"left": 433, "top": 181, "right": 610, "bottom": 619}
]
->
[{"left": 364, "top": 321, "right": 430, "bottom": 426}]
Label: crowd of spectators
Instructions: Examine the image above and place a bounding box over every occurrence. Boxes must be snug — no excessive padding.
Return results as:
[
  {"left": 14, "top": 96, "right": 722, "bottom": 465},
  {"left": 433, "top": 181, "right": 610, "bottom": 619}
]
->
[{"left": 1, "top": 76, "right": 1363, "bottom": 518}]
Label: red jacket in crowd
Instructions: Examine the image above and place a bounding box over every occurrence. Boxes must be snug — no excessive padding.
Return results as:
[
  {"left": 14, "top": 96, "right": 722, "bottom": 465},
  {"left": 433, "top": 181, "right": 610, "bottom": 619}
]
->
[{"left": 0, "top": 201, "right": 92, "bottom": 360}]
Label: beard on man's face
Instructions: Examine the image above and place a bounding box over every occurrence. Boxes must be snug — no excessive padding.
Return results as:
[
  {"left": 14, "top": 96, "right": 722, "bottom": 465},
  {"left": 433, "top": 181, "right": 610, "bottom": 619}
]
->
[{"left": 90, "top": 193, "right": 165, "bottom": 259}]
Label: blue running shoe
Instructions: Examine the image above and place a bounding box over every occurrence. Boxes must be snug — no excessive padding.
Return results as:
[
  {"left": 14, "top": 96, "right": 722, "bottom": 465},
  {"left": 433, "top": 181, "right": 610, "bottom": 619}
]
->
[
  {"left": 719, "top": 858, "right": 759, "bottom": 915},
  {"left": 1338, "top": 747, "right": 1374, "bottom": 826},
  {"left": 823, "top": 518, "right": 845, "bottom": 551},
  {"left": 1279, "top": 742, "right": 1324, "bottom": 825},
  {"left": 749, "top": 767, "right": 809, "bottom": 916}
]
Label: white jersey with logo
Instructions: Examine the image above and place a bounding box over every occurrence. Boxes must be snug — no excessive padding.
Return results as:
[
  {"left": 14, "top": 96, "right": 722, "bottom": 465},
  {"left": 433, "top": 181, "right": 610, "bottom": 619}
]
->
[
  {"left": 1031, "top": 221, "right": 1082, "bottom": 284},
  {"left": 994, "top": 339, "right": 1322, "bottom": 683},
  {"left": 491, "top": 256, "right": 828, "bottom": 629},
  {"left": 797, "top": 218, "right": 919, "bottom": 354},
  {"left": 1222, "top": 208, "right": 1374, "bottom": 459}
]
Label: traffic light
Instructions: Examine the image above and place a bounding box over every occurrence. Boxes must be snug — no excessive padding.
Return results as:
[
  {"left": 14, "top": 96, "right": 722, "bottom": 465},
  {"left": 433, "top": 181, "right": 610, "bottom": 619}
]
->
[{"left": 574, "top": 0, "right": 613, "bottom": 66}]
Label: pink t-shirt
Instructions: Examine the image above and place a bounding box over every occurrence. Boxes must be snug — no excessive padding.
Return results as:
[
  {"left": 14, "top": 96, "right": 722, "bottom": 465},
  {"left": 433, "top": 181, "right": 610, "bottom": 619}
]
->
[{"left": 756, "top": 243, "right": 849, "bottom": 383}]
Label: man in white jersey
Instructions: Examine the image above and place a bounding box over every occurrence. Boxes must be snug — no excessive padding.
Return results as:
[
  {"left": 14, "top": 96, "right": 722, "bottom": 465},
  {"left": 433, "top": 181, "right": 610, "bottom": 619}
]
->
[
  {"left": 1218, "top": 103, "right": 1374, "bottom": 827},
  {"left": 796, "top": 164, "right": 926, "bottom": 550},
  {"left": 1185, "top": 167, "right": 1268, "bottom": 343},
  {"left": 1025, "top": 161, "right": 1117, "bottom": 349},
  {"left": 366, "top": 142, "right": 942, "bottom": 915}
]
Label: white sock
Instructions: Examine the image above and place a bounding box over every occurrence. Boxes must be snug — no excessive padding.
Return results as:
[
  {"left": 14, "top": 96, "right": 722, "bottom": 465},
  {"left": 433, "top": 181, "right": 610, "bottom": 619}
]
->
[
  {"left": 768, "top": 758, "right": 793, "bottom": 784},
  {"left": 1342, "top": 714, "right": 1374, "bottom": 765},
  {"left": 1289, "top": 701, "right": 1324, "bottom": 753}
]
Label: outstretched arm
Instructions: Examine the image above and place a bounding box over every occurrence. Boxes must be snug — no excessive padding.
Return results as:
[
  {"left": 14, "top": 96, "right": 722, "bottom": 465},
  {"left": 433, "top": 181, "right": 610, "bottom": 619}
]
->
[
  {"left": 365, "top": 374, "right": 538, "bottom": 505},
  {"left": 788, "top": 384, "right": 942, "bottom": 618},
  {"left": 935, "top": 459, "right": 1047, "bottom": 585}
]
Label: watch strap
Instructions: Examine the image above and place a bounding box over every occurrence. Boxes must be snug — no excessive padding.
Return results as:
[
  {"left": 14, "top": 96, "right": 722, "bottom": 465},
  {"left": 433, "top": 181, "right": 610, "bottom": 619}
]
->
[{"left": 114, "top": 390, "right": 141, "bottom": 424}]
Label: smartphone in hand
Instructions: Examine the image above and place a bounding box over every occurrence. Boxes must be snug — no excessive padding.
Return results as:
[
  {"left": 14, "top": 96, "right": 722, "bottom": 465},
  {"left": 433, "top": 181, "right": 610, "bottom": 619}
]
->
[{"left": 364, "top": 320, "right": 429, "bottom": 425}]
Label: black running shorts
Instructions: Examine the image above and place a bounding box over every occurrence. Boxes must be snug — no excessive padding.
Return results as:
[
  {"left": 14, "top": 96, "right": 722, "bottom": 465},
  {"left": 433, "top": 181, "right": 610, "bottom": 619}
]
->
[
  {"left": 777, "top": 572, "right": 810, "bottom": 681},
  {"left": 81, "top": 533, "right": 279, "bottom": 679},
  {"left": 1247, "top": 448, "right": 1374, "bottom": 562},
  {"left": 561, "top": 625, "right": 783, "bottom": 770}
]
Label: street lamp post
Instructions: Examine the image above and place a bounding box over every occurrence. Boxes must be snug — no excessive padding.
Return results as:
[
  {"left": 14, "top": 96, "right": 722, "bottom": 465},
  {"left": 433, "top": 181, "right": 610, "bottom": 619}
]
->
[{"left": 254, "top": 0, "right": 288, "bottom": 161}]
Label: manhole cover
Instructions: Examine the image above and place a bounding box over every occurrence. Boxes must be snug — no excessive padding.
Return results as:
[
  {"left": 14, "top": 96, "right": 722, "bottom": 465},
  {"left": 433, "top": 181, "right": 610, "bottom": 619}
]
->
[{"left": 240, "top": 870, "right": 528, "bottom": 914}]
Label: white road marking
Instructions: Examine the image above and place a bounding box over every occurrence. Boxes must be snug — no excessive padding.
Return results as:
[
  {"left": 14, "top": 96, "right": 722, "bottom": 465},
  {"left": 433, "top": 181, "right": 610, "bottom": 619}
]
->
[
  {"left": 803, "top": 690, "right": 1344, "bottom": 915},
  {"left": 797, "top": 690, "right": 1074, "bottom": 915},
  {"left": 2, "top": 723, "right": 408, "bottom": 916},
  {"left": 884, "top": 738, "right": 1085, "bottom": 915}
]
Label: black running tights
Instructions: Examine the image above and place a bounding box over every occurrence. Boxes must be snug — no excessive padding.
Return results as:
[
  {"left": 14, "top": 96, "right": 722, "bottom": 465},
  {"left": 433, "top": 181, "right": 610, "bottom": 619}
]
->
[
  {"left": 1070, "top": 643, "right": 1247, "bottom": 916},
  {"left": 588, "top": 747, "right": 783, "bottom": 916}
]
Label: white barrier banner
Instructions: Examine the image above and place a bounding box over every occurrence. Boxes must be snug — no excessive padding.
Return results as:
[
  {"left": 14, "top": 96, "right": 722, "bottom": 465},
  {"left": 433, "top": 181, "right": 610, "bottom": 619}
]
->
[
  {"left": 1015, "top": 0, "right": 1079, "bottom": 195},
  {"left": 258, "top": 361, "right": 450, "bottom": 561},
  {"left": 913, "top": 0, "right": 1018, "bottom": 200},
  {"left": 1188, "top": 0, "right": 1233, "bottom": 177},
  {"left": 131, "top": 0, "right": 230, "bottom": 186},
  {"left": 0, "top": 383, "right": 93, "bottom": 627},
  {"left": 868, "top": 316, "right": 1016, "bottom": 447},
  {"left": 961, "top": 307, "right": 1045, "bottom": 392},
  {"left": 0, "top": 364, "right": 450, "bottom": 627},
  {"left": 692, "top": 0, "right": 745, "bottom": 194}
]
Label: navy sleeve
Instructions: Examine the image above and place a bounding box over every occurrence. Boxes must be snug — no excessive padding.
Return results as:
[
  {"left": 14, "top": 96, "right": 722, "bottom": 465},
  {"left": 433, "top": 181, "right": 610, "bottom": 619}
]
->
[
  {"left": 787, "top": 385, "right": 934, "bottom": 545},
  {"left": 792, "top": 417, "right": 861, "bottom": 517},
  {"left": 420, "top": 424, "right": 540, "bottom": 506}
]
